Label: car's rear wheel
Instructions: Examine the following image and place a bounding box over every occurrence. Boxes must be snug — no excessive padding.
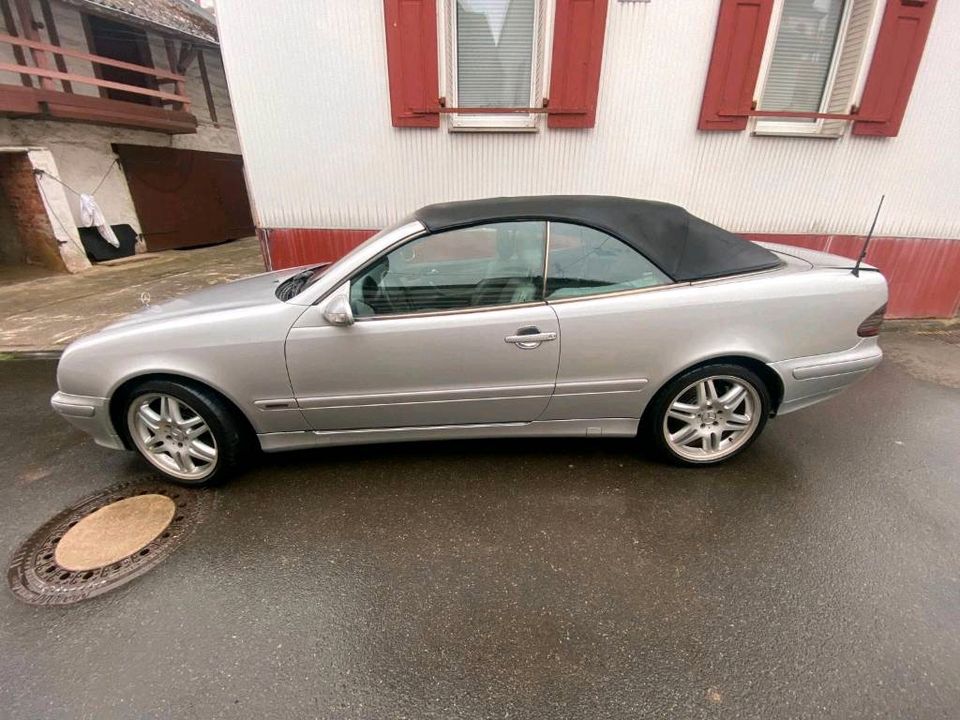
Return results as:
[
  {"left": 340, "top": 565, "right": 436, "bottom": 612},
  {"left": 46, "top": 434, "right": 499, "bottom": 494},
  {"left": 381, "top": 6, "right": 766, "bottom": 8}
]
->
[
  {"left": 645, "top": 364, "right": 770, "bottom": 466},
  {"left": 123, "top": 380, "right": 246, "bottom": 486}
]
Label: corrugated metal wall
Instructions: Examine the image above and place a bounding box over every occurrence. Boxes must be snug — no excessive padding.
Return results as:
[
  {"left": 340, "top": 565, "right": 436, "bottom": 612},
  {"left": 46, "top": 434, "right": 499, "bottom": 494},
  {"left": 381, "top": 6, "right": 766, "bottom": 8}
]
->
[{"left": 216, "top": 0, "right": 960, "bottom": 239}]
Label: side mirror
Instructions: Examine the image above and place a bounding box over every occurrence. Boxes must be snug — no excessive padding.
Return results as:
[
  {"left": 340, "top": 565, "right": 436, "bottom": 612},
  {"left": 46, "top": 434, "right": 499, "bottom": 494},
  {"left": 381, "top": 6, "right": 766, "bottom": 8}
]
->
[{"left": 323, "top": 294, "right": 354, "bottom": 326}]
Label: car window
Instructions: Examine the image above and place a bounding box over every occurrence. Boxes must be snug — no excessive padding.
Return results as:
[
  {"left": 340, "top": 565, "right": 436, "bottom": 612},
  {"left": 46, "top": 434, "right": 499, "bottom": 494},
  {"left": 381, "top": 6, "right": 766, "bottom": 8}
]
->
[
  {"left": 349, "top": 221, "right": 546, "bottom": 317},
  {"left": 546, "top": 222, "right": 671, "bottom": 299}
]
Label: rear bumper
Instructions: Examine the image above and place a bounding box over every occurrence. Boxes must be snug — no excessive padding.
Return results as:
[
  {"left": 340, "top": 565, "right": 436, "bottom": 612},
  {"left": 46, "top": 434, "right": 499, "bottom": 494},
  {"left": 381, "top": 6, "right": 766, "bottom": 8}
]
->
[
  {"left": 50, "top": 391, "right": 126, "bottom": 450},
  {"left": 771, "top": 338, "right": 883, "bottom": 415}
]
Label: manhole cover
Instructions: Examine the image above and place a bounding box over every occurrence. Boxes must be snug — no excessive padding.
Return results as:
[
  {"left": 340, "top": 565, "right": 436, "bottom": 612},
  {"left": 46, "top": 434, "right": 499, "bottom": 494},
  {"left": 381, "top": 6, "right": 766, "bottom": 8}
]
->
[
  {"left": 55, "top": 494, "right": 177, "bottom": 571},
  {"left": 7, "top": 477, "right": 214, "bottom": 606}
]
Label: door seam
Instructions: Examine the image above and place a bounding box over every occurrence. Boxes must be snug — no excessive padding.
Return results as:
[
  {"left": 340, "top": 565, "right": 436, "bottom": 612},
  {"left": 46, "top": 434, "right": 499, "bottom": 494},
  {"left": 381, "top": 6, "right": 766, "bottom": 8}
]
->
[{"left": 532, "top": 303, "right": 563, "bottom": 422}]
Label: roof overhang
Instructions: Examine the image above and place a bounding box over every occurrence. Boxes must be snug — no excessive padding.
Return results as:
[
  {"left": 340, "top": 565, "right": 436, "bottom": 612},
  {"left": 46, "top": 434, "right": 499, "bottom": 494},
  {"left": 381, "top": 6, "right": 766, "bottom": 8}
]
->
[{"left": 62, "top": 0, "right": 218, "bottom": 47}]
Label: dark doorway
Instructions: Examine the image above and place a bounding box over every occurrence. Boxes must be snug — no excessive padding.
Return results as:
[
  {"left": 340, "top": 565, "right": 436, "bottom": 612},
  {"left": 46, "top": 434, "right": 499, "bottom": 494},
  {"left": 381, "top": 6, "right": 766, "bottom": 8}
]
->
[
  {"left": 114, "top": 145, "right": 255, "bottom": 251},
  {"left": 83, "top": 14, "right": 157, "bottom": 105}
]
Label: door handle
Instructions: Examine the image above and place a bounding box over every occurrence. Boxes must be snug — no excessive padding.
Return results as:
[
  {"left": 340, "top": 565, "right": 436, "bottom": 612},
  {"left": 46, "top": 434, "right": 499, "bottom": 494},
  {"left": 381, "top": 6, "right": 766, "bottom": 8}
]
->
[{"left": 505, "top": 327, "right": 557, "bottom": 349}]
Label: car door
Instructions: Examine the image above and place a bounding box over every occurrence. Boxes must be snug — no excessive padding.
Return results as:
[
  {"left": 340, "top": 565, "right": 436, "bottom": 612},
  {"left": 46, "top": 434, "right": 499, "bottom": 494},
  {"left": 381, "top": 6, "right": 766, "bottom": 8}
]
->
[
  {"left": 285, "top": 221, "right": 561, "bottom": 431},
  {"left": 539, "top": 221, "right": 675, "bottom": 421}
]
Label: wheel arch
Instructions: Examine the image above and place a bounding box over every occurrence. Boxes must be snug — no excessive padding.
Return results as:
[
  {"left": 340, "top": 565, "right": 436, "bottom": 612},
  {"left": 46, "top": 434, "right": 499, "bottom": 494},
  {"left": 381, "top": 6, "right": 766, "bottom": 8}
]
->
[
  {"left": 108, "top": 372, "right": 258, "bottom": 450},
  {"left": 642, "top": 354, "right": 785, "bottom": 424}
]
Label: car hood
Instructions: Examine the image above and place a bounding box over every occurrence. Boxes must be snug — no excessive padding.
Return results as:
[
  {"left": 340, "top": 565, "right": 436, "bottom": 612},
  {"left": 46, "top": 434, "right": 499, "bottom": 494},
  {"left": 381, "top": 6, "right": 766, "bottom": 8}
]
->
[{"left": 102, "top": 267, "right": 307, "bottom": 332}]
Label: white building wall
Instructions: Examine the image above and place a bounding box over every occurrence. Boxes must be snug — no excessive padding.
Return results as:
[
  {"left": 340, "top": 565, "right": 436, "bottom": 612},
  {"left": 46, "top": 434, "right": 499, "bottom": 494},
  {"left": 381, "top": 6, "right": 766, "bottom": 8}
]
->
[
  {"left": 216, "top": 0, "right": 960, "bottom": 239},
  {"left": 49, "top": 0, "right": 100, "bottom": 98},
  {"left": 0, "top": 1, "right": 240, "bottom": 232}
]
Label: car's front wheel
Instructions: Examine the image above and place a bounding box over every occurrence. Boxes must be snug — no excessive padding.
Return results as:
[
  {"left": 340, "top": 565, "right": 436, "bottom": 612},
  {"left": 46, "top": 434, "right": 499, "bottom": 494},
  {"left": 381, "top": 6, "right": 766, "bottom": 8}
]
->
[
  {"left": 645, "top": 364, "right": 770, "bottom": 466},
  {"left": 123, "top": 380, "right": 246, "bottom": 486}
]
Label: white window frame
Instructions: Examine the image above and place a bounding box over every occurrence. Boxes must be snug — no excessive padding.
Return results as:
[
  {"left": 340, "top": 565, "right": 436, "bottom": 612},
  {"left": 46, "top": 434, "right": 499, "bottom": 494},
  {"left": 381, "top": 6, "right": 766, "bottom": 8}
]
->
[
  {"left": 753, "top": 0, "right": 867, "bottom": 138},
  {"left": 437, "top": 0, "right": 553, "bottom": 132}
]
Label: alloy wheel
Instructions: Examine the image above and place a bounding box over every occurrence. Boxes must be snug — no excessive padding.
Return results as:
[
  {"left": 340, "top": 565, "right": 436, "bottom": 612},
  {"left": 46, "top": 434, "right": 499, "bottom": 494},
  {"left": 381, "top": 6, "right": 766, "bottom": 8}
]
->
[
  {"left": 662, "top": 375, "right": 761, "bottom": 462},
  {"left": 127, "top": 393, "right": 218, "bottom": 482}
]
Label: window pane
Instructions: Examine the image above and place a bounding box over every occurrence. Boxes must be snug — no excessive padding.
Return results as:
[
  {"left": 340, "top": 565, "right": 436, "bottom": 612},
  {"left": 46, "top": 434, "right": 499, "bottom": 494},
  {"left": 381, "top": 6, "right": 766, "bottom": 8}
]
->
[
  {"left": 350, "top": 222, "right": 545, "bottom": 317},
  {"left": 457, "top": 0, "right": 535, "bottom": 108},
  {"left": 546, "top": 223, "right": 670, "bottom": 300},
  {"left": 761, "top": 0, "right": 847, "bottom": 121}
]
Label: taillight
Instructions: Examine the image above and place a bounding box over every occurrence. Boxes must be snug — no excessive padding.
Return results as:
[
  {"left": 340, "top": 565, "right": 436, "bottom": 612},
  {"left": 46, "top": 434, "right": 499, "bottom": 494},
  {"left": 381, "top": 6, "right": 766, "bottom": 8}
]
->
[{"left": 857, "top": 304, "right": 886, "bottom": 337}]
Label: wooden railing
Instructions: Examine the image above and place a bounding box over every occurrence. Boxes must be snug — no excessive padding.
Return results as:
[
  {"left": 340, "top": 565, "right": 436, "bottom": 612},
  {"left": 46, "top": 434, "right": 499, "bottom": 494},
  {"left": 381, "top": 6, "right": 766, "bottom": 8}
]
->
[{"left": 0, "top": 33, "right": 190, "bottom": 110}]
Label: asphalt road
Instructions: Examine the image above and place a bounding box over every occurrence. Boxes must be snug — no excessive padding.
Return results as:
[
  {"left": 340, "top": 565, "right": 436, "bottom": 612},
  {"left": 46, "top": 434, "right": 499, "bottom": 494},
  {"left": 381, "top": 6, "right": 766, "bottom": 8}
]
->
[{"left": 1, "top": 334, "right": 958, "bottom": 719}]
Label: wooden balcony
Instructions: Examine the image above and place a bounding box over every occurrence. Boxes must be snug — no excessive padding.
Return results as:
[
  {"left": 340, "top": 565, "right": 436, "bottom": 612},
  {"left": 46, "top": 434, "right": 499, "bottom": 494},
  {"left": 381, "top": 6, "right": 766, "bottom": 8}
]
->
[{"left": 0, "top": 33, "right": 197, "bottom": 134}]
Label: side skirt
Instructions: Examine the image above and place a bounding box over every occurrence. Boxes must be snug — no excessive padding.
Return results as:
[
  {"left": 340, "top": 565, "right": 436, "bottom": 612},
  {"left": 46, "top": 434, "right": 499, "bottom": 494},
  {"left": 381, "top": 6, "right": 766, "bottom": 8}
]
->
[{"left": 257, "top": 418, "right": 640, "bottom": 453}]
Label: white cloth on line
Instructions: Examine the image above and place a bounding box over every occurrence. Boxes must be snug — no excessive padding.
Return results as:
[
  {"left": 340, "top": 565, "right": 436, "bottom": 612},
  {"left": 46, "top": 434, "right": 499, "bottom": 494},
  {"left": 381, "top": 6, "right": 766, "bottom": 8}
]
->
[{"left": 79, "top": 193, "right": 120, "bottom": 248}]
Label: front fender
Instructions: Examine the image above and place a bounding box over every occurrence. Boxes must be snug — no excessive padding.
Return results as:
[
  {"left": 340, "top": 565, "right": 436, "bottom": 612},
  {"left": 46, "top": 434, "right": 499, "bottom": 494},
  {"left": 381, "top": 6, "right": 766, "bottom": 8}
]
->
[{"left": 56, "top": 303, "right": 309, "bottom": 435}]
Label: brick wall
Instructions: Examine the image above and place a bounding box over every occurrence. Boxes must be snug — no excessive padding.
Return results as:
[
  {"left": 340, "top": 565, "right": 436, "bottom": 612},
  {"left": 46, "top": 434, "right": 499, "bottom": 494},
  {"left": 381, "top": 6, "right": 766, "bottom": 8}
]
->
[{"left": 0, "top": 153, "right": 66, "bottom": 271}]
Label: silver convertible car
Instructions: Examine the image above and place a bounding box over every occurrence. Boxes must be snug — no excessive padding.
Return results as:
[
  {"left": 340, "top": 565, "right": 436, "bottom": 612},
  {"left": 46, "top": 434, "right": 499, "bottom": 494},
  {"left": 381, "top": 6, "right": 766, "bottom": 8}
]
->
[{"left": 52, "top": 196, "right": 887, "bottom": 485}]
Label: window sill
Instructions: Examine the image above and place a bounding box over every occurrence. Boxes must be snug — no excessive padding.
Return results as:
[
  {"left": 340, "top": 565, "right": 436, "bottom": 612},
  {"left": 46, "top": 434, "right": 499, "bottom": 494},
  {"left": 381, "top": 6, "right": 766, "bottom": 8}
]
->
[
  {"left": 751, "top": 117, "right": 847, "bottom": 139},
  {"left": 447, "top": 124, "right": 540, "bottom": 134},
  {"left": 445, "top": 111, "right": 541, "bottom": 133},
  {"left": 751, "top": 129, "right": 844, "bottom": 139}
]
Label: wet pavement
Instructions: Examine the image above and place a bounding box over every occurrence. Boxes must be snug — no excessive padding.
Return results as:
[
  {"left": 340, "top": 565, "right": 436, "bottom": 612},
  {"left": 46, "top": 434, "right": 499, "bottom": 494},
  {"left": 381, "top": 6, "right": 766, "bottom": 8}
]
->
[
  {"left": 0, "top": 237, "right": 263, "bottom": 353},
  {"left": 1, "top": 334, "right": 958, "bottom": 719}
]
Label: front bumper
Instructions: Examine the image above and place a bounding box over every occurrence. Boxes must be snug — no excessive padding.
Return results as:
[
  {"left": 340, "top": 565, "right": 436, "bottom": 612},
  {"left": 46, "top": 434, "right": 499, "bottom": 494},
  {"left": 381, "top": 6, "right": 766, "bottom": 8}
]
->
[
  {"left": 772, "top": 338, "right": 883, "bottom": 415},
  {"left": 50, "top": 391, "right": 126, "bottom": 450}
]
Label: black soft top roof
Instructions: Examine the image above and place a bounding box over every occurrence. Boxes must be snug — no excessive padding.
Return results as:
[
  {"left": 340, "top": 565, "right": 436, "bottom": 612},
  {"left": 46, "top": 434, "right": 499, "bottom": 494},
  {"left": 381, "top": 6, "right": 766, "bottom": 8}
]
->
[{"left": 414, "top": 196, "right": 780, "bottom": 282}]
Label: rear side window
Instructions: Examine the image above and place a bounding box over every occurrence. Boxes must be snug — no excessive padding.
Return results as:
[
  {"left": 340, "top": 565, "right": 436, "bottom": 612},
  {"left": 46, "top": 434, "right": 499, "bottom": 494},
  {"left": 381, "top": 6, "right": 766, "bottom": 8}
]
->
[{"left": 546, "top": 222, "right": 671, "bottom": 300}]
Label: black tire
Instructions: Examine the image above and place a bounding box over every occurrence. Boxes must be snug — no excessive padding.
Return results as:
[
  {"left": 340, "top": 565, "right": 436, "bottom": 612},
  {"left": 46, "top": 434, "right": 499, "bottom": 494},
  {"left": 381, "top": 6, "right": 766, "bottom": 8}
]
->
[
  {"left": 642, "top": 363, "right": 771, "bottom": 467},
  {"left": 119, "top": 379, "right": 250, "bottom": 486}
]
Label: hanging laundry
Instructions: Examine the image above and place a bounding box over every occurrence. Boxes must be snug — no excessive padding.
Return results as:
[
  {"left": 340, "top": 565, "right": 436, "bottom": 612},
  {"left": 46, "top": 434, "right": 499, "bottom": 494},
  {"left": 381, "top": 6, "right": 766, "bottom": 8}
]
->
[{"left": 79, "top": 193, "right": 120, "bottom": 248}]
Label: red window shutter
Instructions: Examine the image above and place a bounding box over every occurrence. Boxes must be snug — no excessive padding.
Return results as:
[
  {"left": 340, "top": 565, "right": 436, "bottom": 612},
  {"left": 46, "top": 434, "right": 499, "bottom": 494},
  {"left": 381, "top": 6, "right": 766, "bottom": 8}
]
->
[
  {"left": 853, "top": 0, "right": 937, "bottom": 137},
  {"left": 698, "top": 0, "right": 774, "bottom": 131},
  {"left": 547, "top": 0, "right": 609, "bottom": 129},
  {"left": 383, "top": 0, "right": 439, "bottom": 128}
]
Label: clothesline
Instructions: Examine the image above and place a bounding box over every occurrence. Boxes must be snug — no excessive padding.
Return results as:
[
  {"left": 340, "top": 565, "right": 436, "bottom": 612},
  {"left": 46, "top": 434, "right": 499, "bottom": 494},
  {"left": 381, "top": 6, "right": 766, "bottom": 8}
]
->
[
  {"left": 34, "top": 179, "right": 77, "bottom": 246},
  {"left": 33, "top": 158, "right": 123, "bottom": 252},
  {"left": 35, "top": 158, "right": 118, "bottom": 198}
]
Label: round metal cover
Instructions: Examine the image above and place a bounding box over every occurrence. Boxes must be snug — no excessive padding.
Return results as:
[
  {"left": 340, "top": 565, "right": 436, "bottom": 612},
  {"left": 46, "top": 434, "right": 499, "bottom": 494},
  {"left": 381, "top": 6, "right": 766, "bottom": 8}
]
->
[
  {"left": 54, "top": 494, "right": 176, "bottom": 571},
  {"left": 7, "top": 477, "right": 213, "bottom": 606}
]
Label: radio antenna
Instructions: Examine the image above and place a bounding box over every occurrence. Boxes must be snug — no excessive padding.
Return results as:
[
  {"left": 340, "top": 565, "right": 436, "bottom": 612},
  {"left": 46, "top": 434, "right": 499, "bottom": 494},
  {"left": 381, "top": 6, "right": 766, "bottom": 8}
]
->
[{"left": 853, "top": 195, "right": 884, "bottom": 277}]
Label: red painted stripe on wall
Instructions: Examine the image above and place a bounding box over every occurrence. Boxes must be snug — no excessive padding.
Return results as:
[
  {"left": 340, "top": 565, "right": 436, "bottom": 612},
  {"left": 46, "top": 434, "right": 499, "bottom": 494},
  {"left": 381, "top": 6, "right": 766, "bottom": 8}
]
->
[
  {"left": 260, "top": 227, "right": 377, "bottom": 270},
  {"left": 261, "top": 227, "right": 960, "bottom": 319}
]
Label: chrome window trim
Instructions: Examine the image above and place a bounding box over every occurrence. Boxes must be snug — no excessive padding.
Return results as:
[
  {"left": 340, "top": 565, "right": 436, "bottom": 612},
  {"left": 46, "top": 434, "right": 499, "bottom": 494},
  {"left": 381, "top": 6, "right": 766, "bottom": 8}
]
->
[
  {"left": 353, "top": 300, "right": 550, "bottom": 323},
  {"left": 545, "top": 281, "right": 686, "bottom": 305},
  {"left": 687, "top": 262, "right": 786, "bottom": 286},
  {"left": 541, "top": 220, "right": 551, "bottom": 300}
]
